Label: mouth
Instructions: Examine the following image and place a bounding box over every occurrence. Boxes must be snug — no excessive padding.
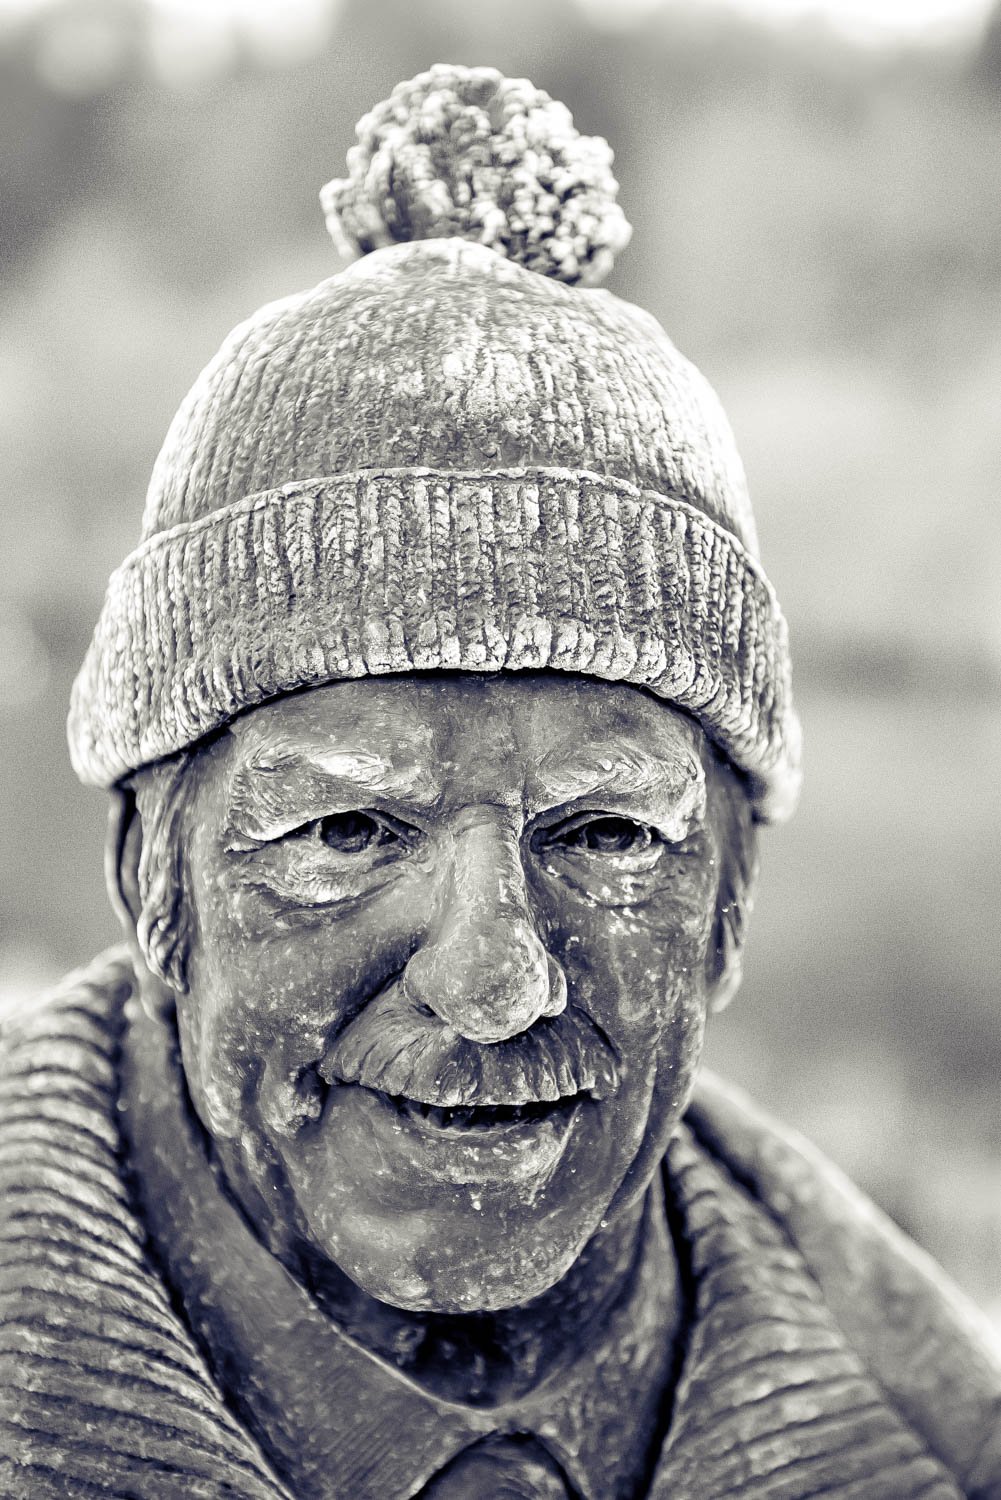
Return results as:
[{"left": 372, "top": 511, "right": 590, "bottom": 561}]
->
[
  {"left": 387, "top": 1091, "right": 584, "bottom": 1133},
  {"left": 330, "top": 1081, "right": 590, "bottom": 1186}
]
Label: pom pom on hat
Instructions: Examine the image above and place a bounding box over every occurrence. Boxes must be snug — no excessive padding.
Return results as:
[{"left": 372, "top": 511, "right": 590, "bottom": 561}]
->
[{"left": 320, "top": 63, "right": 632, "bottom": 286}]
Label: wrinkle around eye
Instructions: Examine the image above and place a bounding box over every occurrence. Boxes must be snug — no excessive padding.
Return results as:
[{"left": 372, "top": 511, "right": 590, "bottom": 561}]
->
[
  {"left": 227, "top": 805, "right": 421, "bottom": 852},
  {"left": 225, "top": 808, "right": 424, "bottom": 911},
  {"left": 532, "top": 811, "right": 663, "bottom": 860},
  {"left": 239, "top": 836, "right": 415, "bottom": 911},
  {"left": 530, "top": 820, "right": 669, "bottom": 900},
  {"left": 557, "top": 815, "right": 655, "bottom": 855},
  {"left": 282, "top": 811, "right": 422, "bottom": 870},
  {"left": 317, "top": 809, "right": 403, "bottom": 854}
]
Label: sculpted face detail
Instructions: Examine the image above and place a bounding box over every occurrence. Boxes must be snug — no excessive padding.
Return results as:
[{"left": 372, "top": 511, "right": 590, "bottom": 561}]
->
[{"left": 165, "top": 673, "right": 738, "bottom": 1314}]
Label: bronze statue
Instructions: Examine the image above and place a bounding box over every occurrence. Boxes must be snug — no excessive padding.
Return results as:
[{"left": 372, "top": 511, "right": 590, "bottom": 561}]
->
[{"left": 2, "top": 65, "right": 999, "bottom": 1500}]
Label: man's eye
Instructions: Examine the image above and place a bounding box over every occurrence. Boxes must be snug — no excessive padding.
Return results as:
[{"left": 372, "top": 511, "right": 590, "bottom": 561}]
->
[
  {"left": 317, "top": 811, "right": 401, "bottom": 854},
  {"left": 548, "top": 815, "right": 654, "bottom": 855}
]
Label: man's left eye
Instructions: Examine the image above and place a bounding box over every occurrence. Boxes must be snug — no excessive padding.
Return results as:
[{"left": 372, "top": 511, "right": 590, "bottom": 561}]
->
[
  {"left": 539, "top": 815, "right": 655, "bottom": 856},
  {"left": 316, "top": 810, "right": 404, "bottom": 854}
]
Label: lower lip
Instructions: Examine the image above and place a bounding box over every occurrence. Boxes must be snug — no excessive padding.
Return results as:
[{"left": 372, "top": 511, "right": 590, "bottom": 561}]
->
[{"left": 342, "top": 1085, "right": 585, "bottom": 1187}]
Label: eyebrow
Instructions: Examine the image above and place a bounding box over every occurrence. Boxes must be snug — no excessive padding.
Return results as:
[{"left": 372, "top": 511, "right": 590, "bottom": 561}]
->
[
  {"left": 530, "top": 745, "right": 707, "bottom": 840},
  {"left": 227, "top": 744, "right": 442, "bottom": 840}
]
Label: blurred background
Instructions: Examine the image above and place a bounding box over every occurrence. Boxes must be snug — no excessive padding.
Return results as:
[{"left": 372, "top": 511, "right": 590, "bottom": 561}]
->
[{"left": 1, "top": 0, "right": 999, "bottom": 1323}]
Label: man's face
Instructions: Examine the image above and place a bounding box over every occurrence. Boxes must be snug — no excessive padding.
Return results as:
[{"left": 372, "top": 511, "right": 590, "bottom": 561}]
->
[{"left": 169, "top": 673, "right": 735, "bottom": 1313}]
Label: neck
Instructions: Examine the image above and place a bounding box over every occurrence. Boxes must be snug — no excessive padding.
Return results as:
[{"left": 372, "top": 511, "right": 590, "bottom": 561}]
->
[{"left": 294, "top": 1183, "right": 659, "bottom": 1406}]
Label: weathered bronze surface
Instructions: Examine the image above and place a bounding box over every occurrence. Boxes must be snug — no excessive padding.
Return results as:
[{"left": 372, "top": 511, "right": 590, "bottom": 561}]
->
[{"left": 4, "top": 59, "right": 1000, "bottom": 1500}]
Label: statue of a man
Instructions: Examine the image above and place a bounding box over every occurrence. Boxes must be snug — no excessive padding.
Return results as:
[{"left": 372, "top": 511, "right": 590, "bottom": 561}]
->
[{"left": 2, "top": 65, "right": 999, "bottom": 1500}]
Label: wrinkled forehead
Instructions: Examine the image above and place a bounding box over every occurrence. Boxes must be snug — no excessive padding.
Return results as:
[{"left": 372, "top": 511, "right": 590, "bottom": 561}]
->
[{"left": 220, "top": 673, "right": 709, "bottom": 824}]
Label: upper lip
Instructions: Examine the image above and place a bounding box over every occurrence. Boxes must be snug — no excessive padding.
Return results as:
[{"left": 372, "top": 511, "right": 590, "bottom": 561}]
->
[
  {"left": 317, "top": 982, "right": 619, "bottom": 1110},
  {"left": 329, "top": 1064, "right": 598, "bottom": 1111}
]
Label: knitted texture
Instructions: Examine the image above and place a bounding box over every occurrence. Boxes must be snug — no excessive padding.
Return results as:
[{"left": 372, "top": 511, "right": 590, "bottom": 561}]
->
[
  {"left": 4, "top": 953, "right": 998, "bottom": 1497},
  {"left": 0, "top": 953, "right": 291, "bottom": 1498},
  {"left": 67, "top": 70, "right": 801, "bottom": 820},
  {"left": 320, "top": 64, "right": 632, "bottom": 285}
]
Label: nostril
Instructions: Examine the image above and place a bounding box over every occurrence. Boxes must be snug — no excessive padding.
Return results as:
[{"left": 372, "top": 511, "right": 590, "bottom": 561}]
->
[{"left": 401, "top": 962, "right": 436, "bottom": 1016}]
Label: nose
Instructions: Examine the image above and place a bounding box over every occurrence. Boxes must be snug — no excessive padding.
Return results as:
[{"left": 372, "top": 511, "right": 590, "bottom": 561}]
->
[{"left": 403, "top": 812, "right": 567, "bottom": 1044}]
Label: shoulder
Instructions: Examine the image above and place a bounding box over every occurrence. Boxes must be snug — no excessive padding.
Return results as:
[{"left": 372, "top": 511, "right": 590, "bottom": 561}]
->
[
  {"left": 0, "top": 945, "right": 134, "bottom": 1068},
  {"left": 0, "top": 948, "right": 289, "bottom": 1499},
  {"left": 687, "top": 1069, "right": 1001, "bottom": 1500},
  {"left": 0, "top": 947, "right": 135, "bottom": 1203}
]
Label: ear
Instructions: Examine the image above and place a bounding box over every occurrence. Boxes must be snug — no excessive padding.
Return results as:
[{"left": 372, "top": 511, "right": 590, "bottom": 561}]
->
[
  {"left": 707, "top": 892, "right": 747, "bottom": 1015},
  {"left": 106, "top": 786, "right": 140, "bottom": 933},
  {"left": 704, "top": 778, "right": 759, "bottom": 1015},
  {"left": 105, "top": 787, "right": 176, "bottom": 1023}
]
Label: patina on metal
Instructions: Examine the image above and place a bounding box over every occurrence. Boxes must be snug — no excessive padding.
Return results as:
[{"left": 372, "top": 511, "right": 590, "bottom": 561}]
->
[{"left": 2, "top": 63, "right": 1000, "bottom": 1500}]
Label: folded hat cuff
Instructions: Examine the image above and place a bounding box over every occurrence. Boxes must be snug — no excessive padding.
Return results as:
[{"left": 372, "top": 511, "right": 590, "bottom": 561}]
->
[{"left": 67, "top": 466, "right": 801, "bottom": 822}]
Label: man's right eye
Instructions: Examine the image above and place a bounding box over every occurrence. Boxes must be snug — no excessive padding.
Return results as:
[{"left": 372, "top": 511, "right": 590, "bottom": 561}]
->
[{"left": 317, "top": 810, "right": 400, "bottom": 854}]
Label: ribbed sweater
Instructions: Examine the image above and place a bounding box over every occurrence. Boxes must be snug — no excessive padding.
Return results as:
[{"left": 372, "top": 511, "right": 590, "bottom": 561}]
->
[{"left": 2, "top": 951, "right": 1000, "bottom": 1498}]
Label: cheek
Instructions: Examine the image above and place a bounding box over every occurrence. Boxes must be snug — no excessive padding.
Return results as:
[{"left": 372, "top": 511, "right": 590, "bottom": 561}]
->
[
  {"left": 543, "top": 866, "right": 717, "bottom": 1027},
  {"left": 535, "top": 866, "right": 716, "bottom": 1156},
  {"left": 180, "top": 864, "right": 428, "bottom": 1142}
]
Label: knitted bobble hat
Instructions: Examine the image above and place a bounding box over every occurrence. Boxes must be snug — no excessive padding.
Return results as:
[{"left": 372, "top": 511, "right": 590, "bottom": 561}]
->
[{"left": 69, "top": 64, "right": 801, "bottom": 822}]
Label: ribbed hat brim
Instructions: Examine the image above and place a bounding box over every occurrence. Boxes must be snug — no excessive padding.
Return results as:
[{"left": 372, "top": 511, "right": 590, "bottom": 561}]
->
[{"left": 68, "top": 466, "right": 801, "bottom": 822}]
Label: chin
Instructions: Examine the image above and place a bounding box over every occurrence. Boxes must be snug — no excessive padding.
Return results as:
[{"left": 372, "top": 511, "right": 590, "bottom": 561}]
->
[
  {"left": 375, "top": 1251, "right": 584, "bottom": 1316},
  {"left": 313, "top": 1204, "right": 596, "bottom": 1316}
]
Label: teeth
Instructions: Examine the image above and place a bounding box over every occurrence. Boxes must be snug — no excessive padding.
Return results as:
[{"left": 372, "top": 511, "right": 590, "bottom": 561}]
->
[{"left": 395, "top": 1096, "right": 577, "bottom": 1131}]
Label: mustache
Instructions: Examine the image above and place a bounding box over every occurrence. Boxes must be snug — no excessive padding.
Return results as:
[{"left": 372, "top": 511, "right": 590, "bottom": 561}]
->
[{"left": 318, "top": 982, "right": 619, "bottom": 1108}]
